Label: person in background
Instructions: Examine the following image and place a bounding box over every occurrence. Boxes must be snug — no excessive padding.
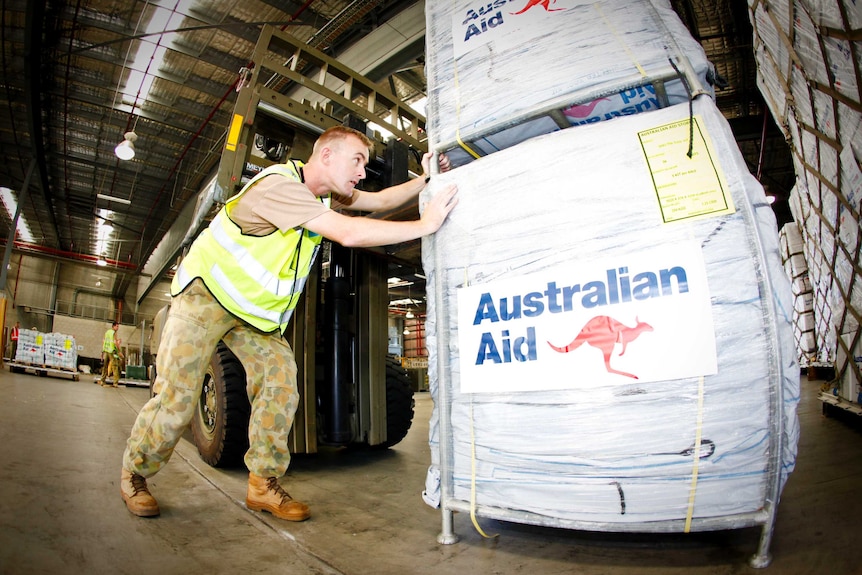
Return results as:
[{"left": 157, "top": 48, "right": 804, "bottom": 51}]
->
[
  {"left": 100, "top": 322, "right": 122, "bottom": 388},
  {"left": 119, "top": 125, "right": 457, "bottom": 521},
  {"left": 9, "top": 321, "right": 20, "bottom": 361}
]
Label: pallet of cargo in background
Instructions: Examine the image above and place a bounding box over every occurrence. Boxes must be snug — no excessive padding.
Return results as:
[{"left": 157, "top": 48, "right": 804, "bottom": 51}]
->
[
  {"left": 749, "top": 0, "right": 862, "bottom": 409},
  {"left": 7, "top": 361, "right": 80, "bottom": 381},
  {"left": 819, "top": 391, "right": 862, "bottom": 417}
]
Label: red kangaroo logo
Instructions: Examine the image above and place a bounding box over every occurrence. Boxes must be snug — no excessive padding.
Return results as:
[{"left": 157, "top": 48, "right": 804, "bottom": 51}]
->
[
  {"left": 512, "top": 0, "right": 564, "bottom": 15},
  {"left": 564, "top": 98, "right": 609, "bottom": 118},
  {"left": 547, "top": 316, "right": 653, "bottom": 379}
]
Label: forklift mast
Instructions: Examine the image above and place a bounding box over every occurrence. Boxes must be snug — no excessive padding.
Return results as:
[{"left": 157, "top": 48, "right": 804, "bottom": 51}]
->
[
  {"left": 181, "top": 25, "right": 428, "bottom": 460},
  {"left": 216, "top": 24, "right": 427, "bottom": 205}
]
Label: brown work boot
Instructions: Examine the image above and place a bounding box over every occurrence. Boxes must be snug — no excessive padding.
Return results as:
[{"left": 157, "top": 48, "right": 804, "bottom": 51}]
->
[
  {"left": 120, "top": 468, "right": 160, "bottom": 517},
  {"left": 246, "top": 473, "right": 310, "bottom": 521}
]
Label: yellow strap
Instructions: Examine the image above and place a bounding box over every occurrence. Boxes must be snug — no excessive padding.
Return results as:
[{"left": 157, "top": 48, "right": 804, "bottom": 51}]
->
[
  {"left": 593, "top": 3, "right": 648, "bottom": 78},
  {"left": 684, "top": 375, "right": 706, "bottom": 532},
  {"left": 453, "top": 58, "right": 482, "bottom": 160},
  {"left": 470, "top": 392, "right": 497, "bottom": 538},
  {"left": 463, "top": 267, "right": 494, "bottom": 538}
]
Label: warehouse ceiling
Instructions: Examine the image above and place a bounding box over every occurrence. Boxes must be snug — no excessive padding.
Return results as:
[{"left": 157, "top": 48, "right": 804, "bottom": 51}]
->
[{"left": 0, "top": 0, "right": 795, "bottom": 308}]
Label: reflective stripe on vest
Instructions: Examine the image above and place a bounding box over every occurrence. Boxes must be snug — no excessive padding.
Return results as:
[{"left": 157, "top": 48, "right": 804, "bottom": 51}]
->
[
  {"left": 172, "top": 161, "right": 329, "bottom": 333},
  {"left": 103, "top": 329, "right": 115, "bottom": 353}
]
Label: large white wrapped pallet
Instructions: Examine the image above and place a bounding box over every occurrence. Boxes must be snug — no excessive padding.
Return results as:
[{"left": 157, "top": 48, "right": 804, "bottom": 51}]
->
[
  {"left": 43, "top": 333, "right": 77, "bottom": 372},
  {"left": 14, "top": 329, "right": 44, "bottom": 365},
  {"left": 749, "top": 0, "right": 862, "bottom": 400},
  {"left": 425, "top": 0, "right": 714, "bottom": 167},
  {"left": 779, "top": 222, "right": 817, "bottom": 364},
  {"left": 422, "top": 97, "right": 799, "bottom": 565},
  {"left": 12, "top": 330, "right": 78, "bottom": 372}
]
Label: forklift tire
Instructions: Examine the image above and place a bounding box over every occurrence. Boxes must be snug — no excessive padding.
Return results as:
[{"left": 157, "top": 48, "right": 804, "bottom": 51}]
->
[
  {"left": 380, "top": 355, "right": 415, "bottom": 448},
  {"left": 191, "top": 342, "right": 250, "bottom": 467}
]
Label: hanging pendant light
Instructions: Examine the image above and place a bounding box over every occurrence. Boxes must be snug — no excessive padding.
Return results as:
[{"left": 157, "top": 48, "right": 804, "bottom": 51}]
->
[{"left": 114, "top": 131, "right": 138, "bottom": 160}]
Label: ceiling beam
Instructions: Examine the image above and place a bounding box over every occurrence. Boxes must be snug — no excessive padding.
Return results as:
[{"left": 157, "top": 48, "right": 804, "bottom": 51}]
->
[{"left": 24, "top": 0, "right": 62, "bottom": 250}]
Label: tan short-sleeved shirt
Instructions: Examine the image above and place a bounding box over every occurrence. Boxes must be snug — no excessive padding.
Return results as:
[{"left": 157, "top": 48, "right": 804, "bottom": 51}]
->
[{"left": 228, "top": 173, "right": 342, "bottom": 236}]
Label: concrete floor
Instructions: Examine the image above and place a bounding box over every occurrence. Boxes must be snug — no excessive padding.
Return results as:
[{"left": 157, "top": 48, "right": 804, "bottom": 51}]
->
[{"left": 0, "top": 367, "right": 860, "bottom": 575}]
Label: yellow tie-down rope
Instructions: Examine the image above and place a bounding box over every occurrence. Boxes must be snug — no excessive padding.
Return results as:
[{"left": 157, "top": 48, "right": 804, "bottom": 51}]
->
[
  {"left": 460, "top": 267, "right": 497, "bottom": 539},
  {"left": 453, "top": 59, "right": 482, "bottom": 160},
  {"left": 593, "top": 3, "right": 649, "bottom": 78},
  {"left": 684, "top": 375, "right": 706, "bottom": 532},
  {"left": 682, "top": 219, "right": 707, "bottom": 532}
]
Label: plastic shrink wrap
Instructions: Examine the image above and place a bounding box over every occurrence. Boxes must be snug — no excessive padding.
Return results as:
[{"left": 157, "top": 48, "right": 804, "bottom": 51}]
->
[
  {"left": 44, "top": 333, "right": 78, "bottom": 371},
  {"left": 12, "top": 330, "right": 77, "bottom": 371},
  {"left": 779, "top": 222, "right": 817, "bottom": 366},
  {"left": 14, "top": 329, "right": 43, "bottom": 365},
  {"left": 425, "top": 0, "right": 715, "bottom": 167},
  {"left": 422, "top": 98, "right": 800, "bottom": 529}
]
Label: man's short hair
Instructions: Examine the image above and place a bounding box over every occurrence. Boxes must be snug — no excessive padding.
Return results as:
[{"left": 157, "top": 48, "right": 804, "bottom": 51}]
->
[{"left": 313, "top": 126, "right": 372, "bottom": 155}]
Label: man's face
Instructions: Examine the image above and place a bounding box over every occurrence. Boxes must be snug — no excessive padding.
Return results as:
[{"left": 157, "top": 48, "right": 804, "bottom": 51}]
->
[{"left": 326, "top": 135, "right": 368, "bottom": 197}]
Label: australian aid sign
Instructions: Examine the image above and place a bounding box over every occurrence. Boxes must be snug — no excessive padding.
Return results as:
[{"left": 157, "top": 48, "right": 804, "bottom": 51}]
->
[
  {"left": 453, "top": 0, "right": 581, "bottom": 59},
  {"left": 456, "top": 242, "right": 718, "bottom": 393}
]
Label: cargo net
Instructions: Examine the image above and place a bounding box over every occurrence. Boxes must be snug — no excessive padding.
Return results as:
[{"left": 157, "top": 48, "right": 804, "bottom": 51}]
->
[{"left": 751, "top": 0, "right": 862, "bottom": 402}]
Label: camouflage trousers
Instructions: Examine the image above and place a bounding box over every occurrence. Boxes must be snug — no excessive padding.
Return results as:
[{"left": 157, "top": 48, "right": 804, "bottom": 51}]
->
[
  {"left": 101, "top": 352, "right": 120, "bottom": 383},
  {"left": 122, "top": 278, "right": 299, "bottom": 478}
]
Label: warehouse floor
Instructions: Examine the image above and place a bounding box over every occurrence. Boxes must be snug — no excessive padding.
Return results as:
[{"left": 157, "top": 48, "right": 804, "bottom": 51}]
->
[{"left": 0, "top": 367, "right": 859, "bottom": 575}]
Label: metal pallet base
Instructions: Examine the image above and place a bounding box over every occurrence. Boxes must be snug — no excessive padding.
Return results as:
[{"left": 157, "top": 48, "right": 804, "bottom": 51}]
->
[
  {"left": 7, "top": 362, "right": 79, "bottom": 381},
  {"left": 819, "top": 392, "right": 862, "bottom": 416}
]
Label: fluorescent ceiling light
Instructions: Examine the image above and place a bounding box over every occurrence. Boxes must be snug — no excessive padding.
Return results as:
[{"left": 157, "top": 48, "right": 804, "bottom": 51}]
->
[{"left": 97, "top": 194, "right": 131, "bottom": 205}]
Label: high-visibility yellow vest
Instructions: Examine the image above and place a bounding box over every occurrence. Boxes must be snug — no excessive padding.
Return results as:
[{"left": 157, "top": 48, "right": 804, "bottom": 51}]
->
[
  {"left": 103, "top": 329, "right": 117, "bottom": 355},
  {"left": 172, "top": 161, "right": 329, "bottom": 333}
]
